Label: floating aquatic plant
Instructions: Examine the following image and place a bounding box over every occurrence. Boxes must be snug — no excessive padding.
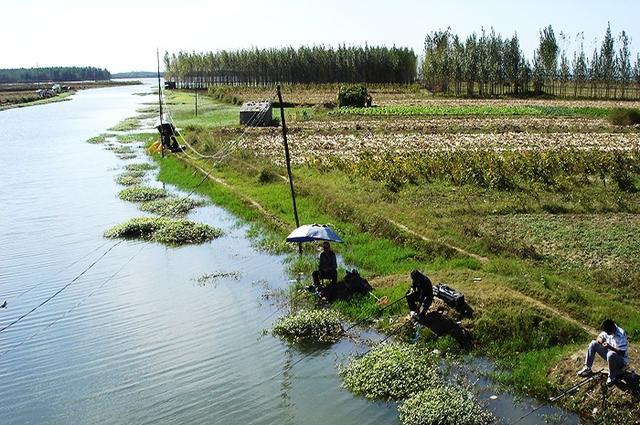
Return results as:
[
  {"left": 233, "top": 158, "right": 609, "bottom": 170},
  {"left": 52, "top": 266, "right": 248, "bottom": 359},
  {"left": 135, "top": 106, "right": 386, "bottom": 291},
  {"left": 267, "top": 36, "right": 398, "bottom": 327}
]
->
[
  {"left": 117, "top": 153, "right": 137, "bottom": 160},
  {"left": 113, "top": 146, "right": 134, "bottom": 154},
  {"left": 139, "top": 197, "right": 205, "bottom": 216},
  {"left": 125, "top": 163, "right": 157, "bottom": 172},
  {"left": 340, "top": 342, "right": 439, "bottom": 401},
  {"left": 104, "top": 217, "right": 221, "bottom": 245},
  {"left": 119, "top": 169, "right": 147, "bottom": 178},
  {"left": 193, "top": 271, "right": 242, "bottom": 286},
  {"left": 398, "top": 385, "right": 495, "bottom": 425},
  {"left": 116, "top": 133, "right": 157, "bottom": 144},
  {"left": 115, "top": 174, "right": 143, "bottom": 186},
  {"left": 272, "top": 309, "right": 343, "bottom": 343},
  {"left": 118, "top": 186, "right": 167, "bottom": 202},
  {"left": 108, "top": 117, "right": 141, "bottom": 131},
  {"left": 86, "top": 134, "right": 110, "bottom": 144}
]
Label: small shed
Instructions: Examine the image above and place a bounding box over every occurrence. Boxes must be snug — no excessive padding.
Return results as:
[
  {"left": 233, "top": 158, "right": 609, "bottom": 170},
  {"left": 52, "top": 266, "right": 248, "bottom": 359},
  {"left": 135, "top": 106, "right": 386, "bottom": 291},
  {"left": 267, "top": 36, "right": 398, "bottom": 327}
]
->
[{"left": 240, "top": 101, "right": 272, "bottom": 127}]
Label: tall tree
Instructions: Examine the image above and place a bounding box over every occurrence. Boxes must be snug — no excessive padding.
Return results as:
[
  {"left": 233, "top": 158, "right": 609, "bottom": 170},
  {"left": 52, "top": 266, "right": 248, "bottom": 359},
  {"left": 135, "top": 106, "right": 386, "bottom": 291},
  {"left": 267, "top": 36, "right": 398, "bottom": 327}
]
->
[
  {"left": 600, "top": 23, "right": 616, "bottom": 97},
  {"left": 538, "top": 25, "right": 559, "bottom": 95},
  {"left": 617, "top": 30, "right": 632, "bottom": 98}
]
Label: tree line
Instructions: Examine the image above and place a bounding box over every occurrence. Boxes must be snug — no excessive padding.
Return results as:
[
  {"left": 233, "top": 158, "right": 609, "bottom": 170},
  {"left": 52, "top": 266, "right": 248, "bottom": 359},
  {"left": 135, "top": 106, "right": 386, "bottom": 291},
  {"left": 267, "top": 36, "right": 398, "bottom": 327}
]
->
[
  {"left": 0, "top": 67, "right": 111, "bottom": 84},
  {"left": 422, "top": 24, "right": 640, "bottom": 99},
  {"left": 163, "top": 46, "right": 417, "bottom": 87}
]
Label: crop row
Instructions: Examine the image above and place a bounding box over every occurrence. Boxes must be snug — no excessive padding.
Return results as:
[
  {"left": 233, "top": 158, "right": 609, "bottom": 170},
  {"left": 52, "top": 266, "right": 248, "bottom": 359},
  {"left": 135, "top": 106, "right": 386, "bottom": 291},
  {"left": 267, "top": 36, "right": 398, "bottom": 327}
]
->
[
  {"left": 326, "top": 149, "right": 640, "bottom": 191},
  {"left": 240, "top": 132, "right": 640, "bottom": 163},
  {"left": 330, "top": 105, "right": 611, "bottom": 118},
  {"left": 299, "top": 116, "right": 615, "bottom": 133}
]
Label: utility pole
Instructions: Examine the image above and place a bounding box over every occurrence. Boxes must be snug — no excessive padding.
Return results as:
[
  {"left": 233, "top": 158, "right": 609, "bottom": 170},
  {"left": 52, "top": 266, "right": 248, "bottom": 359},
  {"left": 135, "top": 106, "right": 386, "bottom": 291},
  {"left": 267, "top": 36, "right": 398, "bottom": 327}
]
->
[{"left": 276, "top": 84, "right": 302, "bottom": 255}]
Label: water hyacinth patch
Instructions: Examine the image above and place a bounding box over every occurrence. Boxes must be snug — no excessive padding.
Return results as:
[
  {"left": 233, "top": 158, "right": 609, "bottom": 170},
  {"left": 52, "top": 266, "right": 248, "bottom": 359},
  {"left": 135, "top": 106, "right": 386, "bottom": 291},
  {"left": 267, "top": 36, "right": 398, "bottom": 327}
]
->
[
  {"left": 117, "top": 153, "right": 137, "bottom": 160},
  {"left": 116, "top": 133, "right": 156, "bottom": 144},
  {"left": 113, "top": 146, "right": 134, "bottom": 154},
  {"left": 398, "top": 385, "right": 495, "bottom": 425},
  {"left": 125, "top": 162, "right": 157, "bottom": 172},
  {"left": 108, "top": 117, "right": 141, "bottom": 131},
  {"left": 86, "top": 134, "right": 110, "bottom": 144},
  {"left": 140, "top": 197, "right": 205, "bottom": 216},
  {"left": 272, "top": 309, "right": 343, "bottom": 343},
  {"left": 104, "top": 217, "right": 222, "bottom": 245},
  {"left": 115, "top": 174, "right": 143, "bottom": 186},
  {"left": 340, "top": 342, "right": 439, "bottom": 401},
  {"left": 118, "top": 186, "right": 168, "bottom": 202},
  {"left": 119, "top": 169, "right": 147, "bottom": 178}
]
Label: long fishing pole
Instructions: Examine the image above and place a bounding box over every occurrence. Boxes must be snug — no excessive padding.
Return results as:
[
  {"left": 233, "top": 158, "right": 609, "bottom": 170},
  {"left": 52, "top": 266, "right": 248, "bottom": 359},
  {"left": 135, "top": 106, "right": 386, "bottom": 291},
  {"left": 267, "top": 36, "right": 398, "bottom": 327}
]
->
[
  {"left": 157, "top": 48, "right": 164, "bottom": 158},
  {"left": 509, "top": 368, "right": 605, "bottom": 425}
]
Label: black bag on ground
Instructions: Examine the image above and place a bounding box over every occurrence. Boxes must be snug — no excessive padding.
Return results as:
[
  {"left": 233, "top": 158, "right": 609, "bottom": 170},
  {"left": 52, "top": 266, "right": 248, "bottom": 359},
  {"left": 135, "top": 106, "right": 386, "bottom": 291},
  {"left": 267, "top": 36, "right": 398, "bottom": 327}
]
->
[
  {"left": 434, "top": 284, "right": 465, "bottom": 308},
  {"left": 321, "top": 269, "right": 372, "bottom": 303}
]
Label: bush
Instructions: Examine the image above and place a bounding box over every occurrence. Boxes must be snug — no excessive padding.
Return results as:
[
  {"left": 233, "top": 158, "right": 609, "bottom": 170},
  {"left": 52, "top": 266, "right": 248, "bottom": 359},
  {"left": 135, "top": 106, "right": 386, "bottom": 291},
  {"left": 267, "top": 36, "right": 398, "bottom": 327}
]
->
[
  {"left": 398, "top": 386, "right": 495, "bottom": 425},
  {"left": 118, "top": 186, "right": 168, "bottom": 202},
  {"left": 104, "top": 217, "right": 221, "bottom": 245},
  {"left": 257, "top": 167, "right": 280, "bottom": 184},
  {"left": 272, "top": 309, "right": 343, "bottom": 342},
  {"left": 340, "top": 343, "right": 439, "bottom": 401},
  {"left": 337, "top": 84, "right": 370, "bottom": 107},
  {"left": 609, "top": 108, "right": 640, "bottom": 126}
]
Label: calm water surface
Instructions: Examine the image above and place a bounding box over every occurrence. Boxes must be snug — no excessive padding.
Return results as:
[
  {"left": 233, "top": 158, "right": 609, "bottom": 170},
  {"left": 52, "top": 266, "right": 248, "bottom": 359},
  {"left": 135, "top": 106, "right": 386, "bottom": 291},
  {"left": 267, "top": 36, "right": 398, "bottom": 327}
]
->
[{"left": 0, "top": 81, "right": 583, "bottom": 424}]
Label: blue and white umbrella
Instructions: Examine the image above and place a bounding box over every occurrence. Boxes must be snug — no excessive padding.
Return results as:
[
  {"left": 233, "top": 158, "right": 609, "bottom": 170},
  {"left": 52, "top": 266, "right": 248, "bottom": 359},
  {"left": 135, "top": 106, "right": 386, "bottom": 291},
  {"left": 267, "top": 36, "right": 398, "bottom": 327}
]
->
[{"left": 286, "top": 224, "right": 343, "bottom": 243}]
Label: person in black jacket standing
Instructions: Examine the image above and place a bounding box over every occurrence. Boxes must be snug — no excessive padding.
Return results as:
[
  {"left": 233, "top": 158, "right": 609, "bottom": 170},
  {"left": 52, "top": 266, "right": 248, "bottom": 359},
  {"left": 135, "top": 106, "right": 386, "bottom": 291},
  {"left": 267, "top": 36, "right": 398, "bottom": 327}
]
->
[
  {"left": 312, "top": 241, "right": 338, "bottom": 288},
  {"left": 406, "top": 270, "right": 433, "bottom": 320}
]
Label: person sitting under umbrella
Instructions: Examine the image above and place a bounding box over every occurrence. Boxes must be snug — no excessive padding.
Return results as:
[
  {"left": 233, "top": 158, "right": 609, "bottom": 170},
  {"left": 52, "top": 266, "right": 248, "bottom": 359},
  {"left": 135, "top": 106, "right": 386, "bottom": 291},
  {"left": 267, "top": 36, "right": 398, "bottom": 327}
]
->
[
  {"left": 406, "top": 270, "right": 433, "bottom": 321},
  {"left": 312, "top": 241, "right": 337, "bottom": 288}
]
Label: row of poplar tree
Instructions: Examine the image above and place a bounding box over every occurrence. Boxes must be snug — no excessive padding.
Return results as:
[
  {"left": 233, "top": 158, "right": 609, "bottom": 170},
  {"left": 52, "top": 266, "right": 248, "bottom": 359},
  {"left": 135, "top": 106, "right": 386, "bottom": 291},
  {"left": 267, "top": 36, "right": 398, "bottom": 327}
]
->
[
  {"left": 164, "top": 24, "right": 640, "bottom": 99},
  {"left": 163, "top": 46, "right": 417, "bottom": 87},
  {"left": 0, "top": 67, "right": 111, "bottom": 84},
  {"left": 422, "top": 24, "right": 640, "bottom": 99}
]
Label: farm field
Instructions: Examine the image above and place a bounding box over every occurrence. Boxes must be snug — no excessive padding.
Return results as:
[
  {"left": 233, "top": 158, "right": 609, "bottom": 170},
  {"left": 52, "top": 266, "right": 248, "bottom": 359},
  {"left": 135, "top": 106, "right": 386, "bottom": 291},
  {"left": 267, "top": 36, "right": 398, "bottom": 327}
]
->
[{"left": 161, "top": 87, "right": 640, "bottom": 422}]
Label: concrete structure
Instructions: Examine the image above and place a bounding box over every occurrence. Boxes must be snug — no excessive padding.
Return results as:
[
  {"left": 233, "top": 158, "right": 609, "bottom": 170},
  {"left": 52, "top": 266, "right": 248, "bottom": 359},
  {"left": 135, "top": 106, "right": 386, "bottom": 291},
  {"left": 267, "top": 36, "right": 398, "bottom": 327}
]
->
[{"left": 240, "top": 101, "right": 272, "bottom": 126}]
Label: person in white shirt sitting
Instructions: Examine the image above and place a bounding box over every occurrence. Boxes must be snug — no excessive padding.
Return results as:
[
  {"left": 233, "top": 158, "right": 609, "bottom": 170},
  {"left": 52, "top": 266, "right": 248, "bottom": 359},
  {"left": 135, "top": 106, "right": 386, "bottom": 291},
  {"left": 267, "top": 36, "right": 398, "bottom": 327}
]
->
[{"left": 577, "top": 319, "right": 629, "bottom": 386}]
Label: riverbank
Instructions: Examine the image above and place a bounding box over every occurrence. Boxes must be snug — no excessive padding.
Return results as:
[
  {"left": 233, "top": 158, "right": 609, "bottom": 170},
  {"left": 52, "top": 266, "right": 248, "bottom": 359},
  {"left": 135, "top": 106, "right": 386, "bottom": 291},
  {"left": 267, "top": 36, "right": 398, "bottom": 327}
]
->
[
  {"left": 0, "top": 80, "right": 142, "bottom": 110},
  {"left": 151, "top": 87, "right": 640, "bottom": 423}
]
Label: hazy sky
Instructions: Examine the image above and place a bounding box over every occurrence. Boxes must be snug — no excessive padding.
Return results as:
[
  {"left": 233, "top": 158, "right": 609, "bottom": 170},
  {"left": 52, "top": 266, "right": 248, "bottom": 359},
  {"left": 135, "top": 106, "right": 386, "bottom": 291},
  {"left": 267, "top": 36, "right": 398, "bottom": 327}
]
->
[{"left": 2, "top": 0, "right": 639, "bottom": 73}]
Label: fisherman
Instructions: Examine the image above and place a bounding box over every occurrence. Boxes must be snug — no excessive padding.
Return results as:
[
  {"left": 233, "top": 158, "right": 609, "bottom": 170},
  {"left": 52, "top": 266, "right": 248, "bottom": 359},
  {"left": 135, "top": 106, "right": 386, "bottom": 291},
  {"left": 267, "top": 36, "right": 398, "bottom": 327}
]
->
[
  {"left": 578, "top": 318, "right": 629, "bottom": 386},
  {"left": 312, "top": 241, "right": 337, "bottom": 288},
  {"left": 406, "top": 270, "right": 433, "bottom": 321}
]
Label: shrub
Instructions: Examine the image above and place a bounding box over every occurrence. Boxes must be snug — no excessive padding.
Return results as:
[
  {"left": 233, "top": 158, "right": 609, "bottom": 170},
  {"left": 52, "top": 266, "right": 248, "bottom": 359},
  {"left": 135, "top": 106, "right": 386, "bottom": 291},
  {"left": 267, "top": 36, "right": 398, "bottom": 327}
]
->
[
  {"left": 340, "top": 343, "right": 439, "bottom": 401},
  {"left": 337, "top": 84, "right": 369, "bottom": 107},
  {"left": 272, "top": 309, "right": 343, "bottom": 343},
  {"left": 104, "top": 217, "right": 221, "bottom": 245},
  {"left": 609, "top": 108, "right": 640, "bottom": 126},
  {"left": 257, "top": 168, "right": 280, "bottom": 184},
  {"left": 398, "top": 386, "right": 495, "bottom": 425},
  {"left": 118, "top": 186, "right": 168, "bottom": 202}
]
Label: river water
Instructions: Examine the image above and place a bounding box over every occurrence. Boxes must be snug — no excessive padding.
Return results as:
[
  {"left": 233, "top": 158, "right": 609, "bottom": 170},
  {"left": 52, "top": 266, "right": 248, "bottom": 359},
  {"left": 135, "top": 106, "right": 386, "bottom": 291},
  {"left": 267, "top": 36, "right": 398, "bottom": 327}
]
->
[{"left": 0, "top": 81, "right": 582, "bottom": 424}]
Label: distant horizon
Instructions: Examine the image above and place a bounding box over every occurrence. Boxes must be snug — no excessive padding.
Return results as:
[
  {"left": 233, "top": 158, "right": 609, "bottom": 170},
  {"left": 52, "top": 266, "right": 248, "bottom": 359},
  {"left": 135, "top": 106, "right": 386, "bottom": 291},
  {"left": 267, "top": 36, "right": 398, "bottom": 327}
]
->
[{"left": 3, "top": 0, "right": 639, "bottom": 73}]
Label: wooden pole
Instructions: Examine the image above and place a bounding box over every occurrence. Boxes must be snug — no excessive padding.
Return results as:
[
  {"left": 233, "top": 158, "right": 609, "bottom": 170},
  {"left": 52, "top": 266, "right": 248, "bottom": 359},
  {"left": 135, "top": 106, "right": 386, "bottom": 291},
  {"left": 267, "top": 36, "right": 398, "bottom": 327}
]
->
[
  {"left": 195, "top": 88, "right": 198, "bottom": 117},
  {"left": 276, "top": 84, "right": 302, "bottom": 255}
]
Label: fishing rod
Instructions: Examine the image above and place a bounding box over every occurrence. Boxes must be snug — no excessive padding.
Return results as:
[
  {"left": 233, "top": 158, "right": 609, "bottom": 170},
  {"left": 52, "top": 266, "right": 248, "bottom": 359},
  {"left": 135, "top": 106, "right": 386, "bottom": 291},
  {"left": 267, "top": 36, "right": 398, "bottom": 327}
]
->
[
  {"left": 548, "top": 368, "right": 605, "bottom": 402},
  {"left": 509, "top": 368, "right": 605, "bottom": 425}
]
